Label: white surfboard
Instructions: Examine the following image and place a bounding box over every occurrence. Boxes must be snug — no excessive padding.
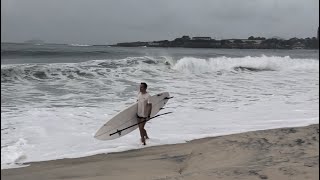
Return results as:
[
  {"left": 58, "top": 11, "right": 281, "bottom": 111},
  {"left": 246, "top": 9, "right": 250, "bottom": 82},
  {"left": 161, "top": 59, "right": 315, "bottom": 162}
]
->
[{"left": 94, "top": 92, "right": 171, "bottom": 140}]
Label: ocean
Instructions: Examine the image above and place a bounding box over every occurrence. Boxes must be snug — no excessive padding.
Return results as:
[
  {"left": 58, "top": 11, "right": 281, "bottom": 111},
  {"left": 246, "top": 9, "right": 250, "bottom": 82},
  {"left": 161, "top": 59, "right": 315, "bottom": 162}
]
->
[{"left": 1, "top": 43, "right": 319, "bottom": 169}]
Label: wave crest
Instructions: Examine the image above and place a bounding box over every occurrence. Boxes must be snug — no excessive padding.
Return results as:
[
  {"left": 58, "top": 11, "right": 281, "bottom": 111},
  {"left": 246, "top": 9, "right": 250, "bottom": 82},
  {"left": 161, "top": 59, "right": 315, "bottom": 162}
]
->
[{"left": 172, "top": 55, "right": 319, "bottom": 73}]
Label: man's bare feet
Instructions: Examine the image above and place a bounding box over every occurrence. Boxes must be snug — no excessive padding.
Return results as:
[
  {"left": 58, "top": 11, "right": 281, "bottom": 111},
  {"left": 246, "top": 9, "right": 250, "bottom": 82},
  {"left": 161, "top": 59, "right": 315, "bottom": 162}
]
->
[{"left": 141, "top": 138, "right": 146, "bottom": 145}]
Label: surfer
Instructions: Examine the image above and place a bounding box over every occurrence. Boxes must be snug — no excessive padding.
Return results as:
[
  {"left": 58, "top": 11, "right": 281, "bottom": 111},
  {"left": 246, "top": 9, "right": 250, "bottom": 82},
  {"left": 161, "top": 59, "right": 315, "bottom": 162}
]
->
[{"left": 137, "top": 82, "right": 152, "bottom": 145}]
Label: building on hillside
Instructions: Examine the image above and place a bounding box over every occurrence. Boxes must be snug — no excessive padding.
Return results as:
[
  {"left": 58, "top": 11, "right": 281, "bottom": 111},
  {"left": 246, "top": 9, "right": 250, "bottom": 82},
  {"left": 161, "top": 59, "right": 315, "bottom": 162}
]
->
[
  {"left": 192, "top": 37, "right": 211, "bottom": 41},
  {"left": 291, "top": 42, "right": 305, "bottom": 49}
]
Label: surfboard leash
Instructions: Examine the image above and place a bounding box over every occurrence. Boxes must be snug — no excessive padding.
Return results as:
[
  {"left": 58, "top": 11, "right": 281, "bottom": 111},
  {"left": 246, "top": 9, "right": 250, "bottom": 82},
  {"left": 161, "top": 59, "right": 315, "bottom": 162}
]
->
[{"left": 109, "top": 112, "right": 173, "bottom": 136}]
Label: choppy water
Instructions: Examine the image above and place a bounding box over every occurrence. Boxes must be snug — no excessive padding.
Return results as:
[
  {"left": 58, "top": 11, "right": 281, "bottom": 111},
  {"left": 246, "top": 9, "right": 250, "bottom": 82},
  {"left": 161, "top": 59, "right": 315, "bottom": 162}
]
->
[{"left": 1, "top": 43, "right": 319, "bottom": 169}]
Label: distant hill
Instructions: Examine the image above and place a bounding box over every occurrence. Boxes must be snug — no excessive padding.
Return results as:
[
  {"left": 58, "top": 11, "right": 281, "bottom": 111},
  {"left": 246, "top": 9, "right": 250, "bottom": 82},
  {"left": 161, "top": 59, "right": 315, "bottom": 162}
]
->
[{"left": 24, "top": 39, "right": 45, "bottom": 44}]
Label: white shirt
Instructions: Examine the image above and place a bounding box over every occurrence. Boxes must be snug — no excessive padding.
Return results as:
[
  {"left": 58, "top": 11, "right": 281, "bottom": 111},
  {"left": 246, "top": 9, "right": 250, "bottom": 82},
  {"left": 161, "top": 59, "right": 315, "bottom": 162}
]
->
[{"left": 137, "top": 92, "right": 151, "bottom": 117}]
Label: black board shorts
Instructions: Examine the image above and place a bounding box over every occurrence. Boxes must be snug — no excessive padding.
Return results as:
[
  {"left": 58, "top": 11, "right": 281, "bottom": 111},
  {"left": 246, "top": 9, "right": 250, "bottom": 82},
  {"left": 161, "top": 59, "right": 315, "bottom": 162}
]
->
[
  {"left": 136, "top": 114, "right": 147, "bottom": 118},
  {"left": 136, "top": 114, "right": 147, "bottom": 121}
]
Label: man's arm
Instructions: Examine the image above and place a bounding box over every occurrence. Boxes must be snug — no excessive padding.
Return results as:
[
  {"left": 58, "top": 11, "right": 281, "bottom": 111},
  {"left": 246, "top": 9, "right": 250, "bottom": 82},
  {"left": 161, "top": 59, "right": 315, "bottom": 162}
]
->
[
  {"left": 146, "top": 95, "right": 152, "bottom": 118},
  {"left": 147, "top": 103, "right": 152, "bottom": 118}
]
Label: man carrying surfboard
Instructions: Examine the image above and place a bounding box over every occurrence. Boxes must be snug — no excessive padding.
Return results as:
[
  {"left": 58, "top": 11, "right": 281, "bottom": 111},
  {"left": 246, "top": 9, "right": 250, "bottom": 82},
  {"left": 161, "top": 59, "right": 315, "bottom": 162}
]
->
[{"left": 137, "top": 82, "right": 152, "bottom": 145}]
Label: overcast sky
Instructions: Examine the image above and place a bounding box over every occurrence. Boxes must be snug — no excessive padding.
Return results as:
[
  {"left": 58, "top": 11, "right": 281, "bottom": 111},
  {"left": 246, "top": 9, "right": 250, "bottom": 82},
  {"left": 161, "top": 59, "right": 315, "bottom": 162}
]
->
[{"left": 1, "top": 0, "right": 319, "bottom": 44}]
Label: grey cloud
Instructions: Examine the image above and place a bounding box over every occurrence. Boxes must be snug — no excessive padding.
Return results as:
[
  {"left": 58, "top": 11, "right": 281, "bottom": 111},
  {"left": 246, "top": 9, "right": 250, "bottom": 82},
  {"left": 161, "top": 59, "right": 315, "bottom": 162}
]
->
[{"left": 1, "top": 0, "right": 319, "bottom": 44}]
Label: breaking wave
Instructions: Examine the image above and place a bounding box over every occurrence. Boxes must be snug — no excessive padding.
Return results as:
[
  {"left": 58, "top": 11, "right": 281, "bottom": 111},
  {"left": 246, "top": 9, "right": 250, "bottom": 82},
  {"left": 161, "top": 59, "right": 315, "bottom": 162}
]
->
[
  {"left": 172, "top": 55, "right": 319, "bottom": 73},
  {"left": 1, "top": 55, "right": 318, "bottom": 83}
]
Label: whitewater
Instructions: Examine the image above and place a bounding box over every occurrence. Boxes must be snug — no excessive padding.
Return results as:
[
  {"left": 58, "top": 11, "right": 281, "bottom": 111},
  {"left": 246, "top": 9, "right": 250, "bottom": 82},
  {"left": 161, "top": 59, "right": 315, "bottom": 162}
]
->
[{"left": 1, "top": 44, "right": 319, "bottom": 169}]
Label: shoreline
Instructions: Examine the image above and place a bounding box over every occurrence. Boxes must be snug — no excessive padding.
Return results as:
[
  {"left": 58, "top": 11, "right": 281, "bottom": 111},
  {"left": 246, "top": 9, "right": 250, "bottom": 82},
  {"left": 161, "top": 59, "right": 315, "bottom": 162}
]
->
[{"left": 2, "top": 124, "right": 319, "bottom": 180}]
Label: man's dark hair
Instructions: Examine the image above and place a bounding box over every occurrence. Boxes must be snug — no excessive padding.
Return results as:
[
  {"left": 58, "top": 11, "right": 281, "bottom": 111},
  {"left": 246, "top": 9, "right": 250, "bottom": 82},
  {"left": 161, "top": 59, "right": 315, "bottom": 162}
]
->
[{"left": 141, "top": 82, "right": 148, "bottom": 89}]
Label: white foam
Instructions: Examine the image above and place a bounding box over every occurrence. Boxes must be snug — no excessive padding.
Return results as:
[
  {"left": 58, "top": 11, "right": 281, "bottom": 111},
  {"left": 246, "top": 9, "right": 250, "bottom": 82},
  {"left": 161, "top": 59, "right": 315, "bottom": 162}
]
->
[
  {"left": 69, "top": 44, "right": 91, "bottom": 47},
  {"left": 1, "top": 138, "right": 28, "bottom": 169}
]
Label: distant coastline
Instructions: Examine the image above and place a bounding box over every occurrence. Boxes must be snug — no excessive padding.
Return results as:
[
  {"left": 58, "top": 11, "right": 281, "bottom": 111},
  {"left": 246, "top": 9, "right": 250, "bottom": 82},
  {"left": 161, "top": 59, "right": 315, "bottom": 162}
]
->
[
  {"left": 2, "top": 30, "right": 319, "bottom": 50},
  {"left": 112, "top": 35, "right": 319, "bottom": 50}
]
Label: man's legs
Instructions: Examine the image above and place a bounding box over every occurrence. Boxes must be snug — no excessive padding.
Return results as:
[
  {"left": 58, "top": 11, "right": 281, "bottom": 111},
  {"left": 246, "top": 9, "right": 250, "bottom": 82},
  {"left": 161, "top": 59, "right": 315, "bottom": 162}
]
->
[
  {"left": 137, "top": 118, "right": 146, "bottom": 145},
  {"left": 142, "top": 121, "right": 149, "bottom": 139}
]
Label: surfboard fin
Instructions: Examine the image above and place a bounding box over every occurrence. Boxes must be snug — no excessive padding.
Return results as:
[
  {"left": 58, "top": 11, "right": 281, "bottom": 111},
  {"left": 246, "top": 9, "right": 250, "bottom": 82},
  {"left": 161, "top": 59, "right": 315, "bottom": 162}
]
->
[{"left": 116, "top": 129, "right": 121, "bottom": 136}]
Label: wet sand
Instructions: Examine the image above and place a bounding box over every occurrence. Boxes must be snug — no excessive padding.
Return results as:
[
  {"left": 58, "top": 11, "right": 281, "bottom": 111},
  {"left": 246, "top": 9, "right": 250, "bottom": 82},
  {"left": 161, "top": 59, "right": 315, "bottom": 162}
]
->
[{"left": 2, "top": 124, "right": 319, "bottom": 180}]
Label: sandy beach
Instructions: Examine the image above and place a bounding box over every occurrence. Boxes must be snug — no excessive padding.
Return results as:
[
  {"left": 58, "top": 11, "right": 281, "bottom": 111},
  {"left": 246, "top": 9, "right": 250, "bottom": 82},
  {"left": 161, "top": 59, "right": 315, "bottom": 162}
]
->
[{"left": 2, "top": 124, "right": 319, "bottom": 180}]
